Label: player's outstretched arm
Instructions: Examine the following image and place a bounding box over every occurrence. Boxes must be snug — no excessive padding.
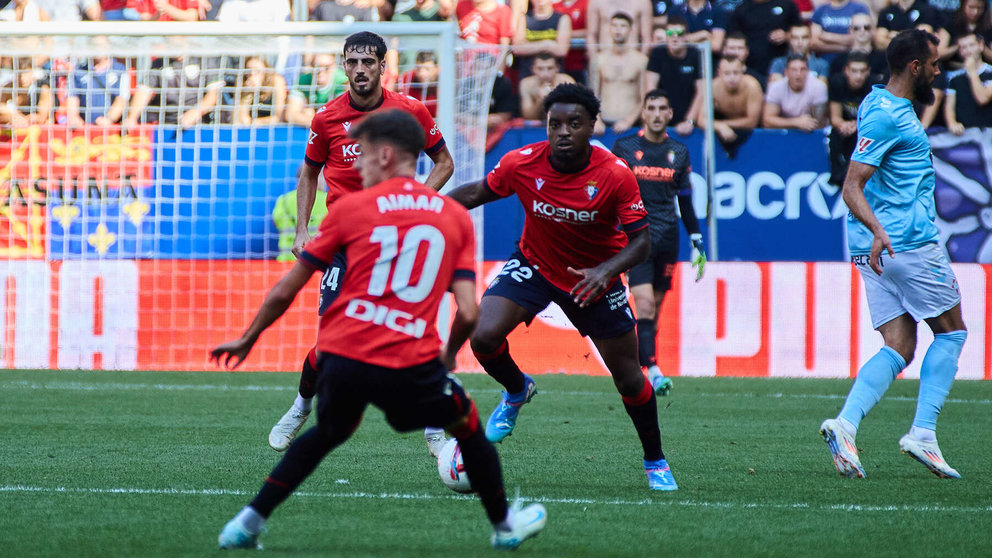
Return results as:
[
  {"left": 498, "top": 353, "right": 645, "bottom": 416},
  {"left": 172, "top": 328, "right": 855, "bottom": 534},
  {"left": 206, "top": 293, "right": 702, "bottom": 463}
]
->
[
  {"left": 445, "top": 179, "right": 505, "bottom": 209},
  {"left": 568, "top": 227, "right": 651, "bottom": 307},
  {"left": 842, "top": 160, "right": 892, "bottom": 275},
  {"left": 210, "top": 262, "right": 314, "bottom": 369},
  {"left": 292, "top": 164, "right": 322, "bottom": 258},
  {"left": 441, "top": 279, "right": 479, "bottom": 371},
  {"left": 424, "top": 145, "right": 454, "bottom": 192}
]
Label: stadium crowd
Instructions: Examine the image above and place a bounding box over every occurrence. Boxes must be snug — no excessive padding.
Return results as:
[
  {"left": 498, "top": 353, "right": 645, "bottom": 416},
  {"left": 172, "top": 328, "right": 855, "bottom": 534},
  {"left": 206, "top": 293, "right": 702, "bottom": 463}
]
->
[{"left": 2, "top": 0, "right": 992, "bottom": 173}]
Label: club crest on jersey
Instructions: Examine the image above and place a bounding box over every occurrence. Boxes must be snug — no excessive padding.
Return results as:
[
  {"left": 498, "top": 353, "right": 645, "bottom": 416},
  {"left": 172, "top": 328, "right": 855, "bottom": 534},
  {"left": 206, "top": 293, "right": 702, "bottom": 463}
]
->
[
  {"left": 857, "top": 137, "right": 874, "bottom": 153},
  {"left": 535, "top": 178, "right": 545, "bottom": 190},
  {"left": 585, "top": 181, "right": 599, "bottom": 200},
  {"left": 667, "top": 150, "right": 675, "bottom": 165},
  {"left": 343, "top": 121, "right": 352, "bottom": 132},
  {"left": 634, "top": 150, "right": 643, "bottom": 161}
]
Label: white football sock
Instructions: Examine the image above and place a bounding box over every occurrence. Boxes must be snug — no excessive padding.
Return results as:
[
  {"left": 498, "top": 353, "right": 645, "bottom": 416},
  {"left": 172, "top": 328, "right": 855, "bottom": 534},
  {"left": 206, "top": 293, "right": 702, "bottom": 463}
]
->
[
  {"left": 235, "top": 506, "right": 265, "bottom": 534},
  {"left": 909, "top": 426, "right": 936, "bottom": 442},
  {"left": 294, "top": 394, "right": 312, "bottom": 413}
]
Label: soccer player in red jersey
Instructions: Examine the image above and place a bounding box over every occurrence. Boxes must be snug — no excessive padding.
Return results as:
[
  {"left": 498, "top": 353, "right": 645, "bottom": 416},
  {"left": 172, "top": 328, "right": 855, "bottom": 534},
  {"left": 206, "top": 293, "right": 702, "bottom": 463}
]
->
[
  {"left": 268, "top": 31, "right": 455, "bottom": 453},
  {"left": 446, "top": 83, "right": 678, "bottom": 490},
  {"left": 212, "top": 110, "right": 546, "bottom": 551}
]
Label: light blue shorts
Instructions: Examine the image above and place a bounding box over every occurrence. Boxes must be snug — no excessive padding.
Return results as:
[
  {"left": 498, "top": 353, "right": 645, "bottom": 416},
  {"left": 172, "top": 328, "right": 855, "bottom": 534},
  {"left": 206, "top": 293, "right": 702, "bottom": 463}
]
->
[{"left": 853, "top": 243, "right": 961, "bottom": 329}]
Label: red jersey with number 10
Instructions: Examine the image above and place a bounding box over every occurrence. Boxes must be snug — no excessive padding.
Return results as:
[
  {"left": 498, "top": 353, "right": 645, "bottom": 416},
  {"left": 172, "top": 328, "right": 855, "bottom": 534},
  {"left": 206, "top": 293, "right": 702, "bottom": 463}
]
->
[
  {"left": 300, "top": 177, "right": 476, "bottom": 368},
  {"left": 486, "top": 142, "right": 648, "bottom": 292},
  {"left": 305, "top": 89, "right": 446, "bottom": 205}
]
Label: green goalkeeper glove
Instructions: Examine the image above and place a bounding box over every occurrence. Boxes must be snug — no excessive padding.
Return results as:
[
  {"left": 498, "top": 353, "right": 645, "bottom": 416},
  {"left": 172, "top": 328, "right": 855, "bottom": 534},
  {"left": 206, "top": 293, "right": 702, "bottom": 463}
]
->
[{"left": 690, "top": 233, "right": 706, "bottom": 282}]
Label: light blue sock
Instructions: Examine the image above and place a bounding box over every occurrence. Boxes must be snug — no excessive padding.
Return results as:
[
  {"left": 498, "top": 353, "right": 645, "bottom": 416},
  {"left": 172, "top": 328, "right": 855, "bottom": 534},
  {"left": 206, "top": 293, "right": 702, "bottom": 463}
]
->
[
  {"left": 838, "top": 346, "right": 906, "bottom": 430},
  {"left": 913, "top": 331, "right": 967, "bottom": 430}
]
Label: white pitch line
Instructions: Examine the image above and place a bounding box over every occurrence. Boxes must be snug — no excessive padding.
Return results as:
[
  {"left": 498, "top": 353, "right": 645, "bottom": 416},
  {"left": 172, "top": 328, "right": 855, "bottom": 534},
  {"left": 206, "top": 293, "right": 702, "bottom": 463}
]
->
[
  {"left": 2, "top": 485, "right": 990, "bottom": 514},
  {"left": 2, "top": 380, "right": 991, "bottom": 405}
]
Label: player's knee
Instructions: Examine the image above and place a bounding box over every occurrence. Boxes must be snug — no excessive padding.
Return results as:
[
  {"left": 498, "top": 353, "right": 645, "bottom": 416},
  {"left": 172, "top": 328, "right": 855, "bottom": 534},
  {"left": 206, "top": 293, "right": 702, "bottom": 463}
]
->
[{"left": 470, "top": 328, "right": 505, "bottom": 355}]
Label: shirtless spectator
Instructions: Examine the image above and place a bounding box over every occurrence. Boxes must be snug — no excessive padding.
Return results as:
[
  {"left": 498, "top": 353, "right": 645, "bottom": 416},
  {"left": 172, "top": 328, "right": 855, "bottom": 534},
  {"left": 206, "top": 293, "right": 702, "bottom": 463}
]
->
[
  {"left": 518, "top": 52, "right": 575, "bottom": 120},
  {"left": 762, "top": 54, "right": 828, "bottom": 131},
  {"left": 587, "top": 0, "right": 653, "bottom": 58},
  {"left": 702, "top": 55, "right": 763, "bottom": 145},
  {"left": 723, "top": 31, "right": 767, "bottom": 90},
  {"left": 591, "top": 12, "right": 647, "bottom": 133}
]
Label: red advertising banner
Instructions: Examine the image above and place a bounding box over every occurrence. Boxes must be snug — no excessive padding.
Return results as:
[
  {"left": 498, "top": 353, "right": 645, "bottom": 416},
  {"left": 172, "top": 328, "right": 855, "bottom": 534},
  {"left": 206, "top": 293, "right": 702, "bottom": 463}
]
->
[
  {"left": 0, "top": 125, "right": 154, "bottom": 258},
  {"left": 1, "top": 260, "right": 989, "bottom": 378}
]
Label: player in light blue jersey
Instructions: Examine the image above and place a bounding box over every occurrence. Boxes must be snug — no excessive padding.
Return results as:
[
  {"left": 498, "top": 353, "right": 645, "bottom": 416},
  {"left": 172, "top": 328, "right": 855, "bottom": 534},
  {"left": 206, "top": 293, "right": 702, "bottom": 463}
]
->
[{"left": 819, "top": 29, "right": 968, "bottom": 480}]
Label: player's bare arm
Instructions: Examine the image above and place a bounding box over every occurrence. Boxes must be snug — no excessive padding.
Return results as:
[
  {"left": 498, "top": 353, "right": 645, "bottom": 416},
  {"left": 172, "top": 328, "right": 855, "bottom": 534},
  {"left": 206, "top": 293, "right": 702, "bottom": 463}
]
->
[
  {"left": 842, "top": 160, "right": 892, "bottom": 275},
  {"left": 292, "top": 163, "right": 322, "bottom": 257},
  {"left": 446, "top": 179, "right": 505, "bottom": 209},
  {"left": 441, "top": 279, "right": 480, "bottom": 370},
  {"left": 423, "top": 145, "right": 455, "bottom": 191},
  {"left": 211, "top": 262, "right": 314, "bottom": 368},
  {"left": 568, "top": 226, "right": 650, "bottom": 307}
]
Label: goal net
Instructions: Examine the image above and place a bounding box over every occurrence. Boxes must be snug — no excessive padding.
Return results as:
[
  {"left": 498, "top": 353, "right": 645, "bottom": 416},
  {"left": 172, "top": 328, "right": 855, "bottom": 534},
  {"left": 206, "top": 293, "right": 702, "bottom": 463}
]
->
[{"left": 0, "top": 22, "right": 502, "bottom": 371}]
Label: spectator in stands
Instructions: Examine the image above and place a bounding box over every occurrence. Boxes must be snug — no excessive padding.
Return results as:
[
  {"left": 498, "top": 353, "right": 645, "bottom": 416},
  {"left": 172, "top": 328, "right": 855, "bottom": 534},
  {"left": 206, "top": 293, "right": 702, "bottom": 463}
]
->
[
  {"left": 124, "top": 55, "right": 225, "bottom": 128},
  {"left": 513, "top": 0, "right": 572, "bottom": 80},
  {"left": 518, "top": 52, "right": 575, "bottom": 120},
  {"left": 769, "top": 24, "right": 830, "bottom": 83},
  {"left": 723, "top": 30, "right": 767, "bottom": 89},
  {"left": 100, "top": 0, "right": 140, "bottom": 19},
  {"left": 944, "top": 0, "right": 992, "bottom": 68},
  {"left": 235, "top": 55, "right": 287, "bottom": 125},
  {"left": 762, "top": 53, "right": 827, "bottom": 130},
  {"left": 587, "top": 0, "right": 653, "bottom": 59},
  {"left": 945, "top": 32, "right": 992, "bottom": 133},
  {"left": 828, "top": 13, "right": 888, "bottom": 83},
  {"left": 143, "top": 0, "right": 204, "bottom": 21},
  {"left": 646, "top": 16, "right": 703, "bottom": 135},
  {"left": 680, "top": 0, "right": 727, "bottom": 54},
  {"left": 702, "top": 55, "right": 762, "bottom": 149},
  {"left": 810, "top": 0, "right": 870, "bottom": 61},
  {"left": 456, "top": 0, "right": 515, "bottom": 49},
  {"left": 0, "top": 58, "right": 53, "bottom": 126},
  {"left": 285, "top": 53, "right": 346, "bottom": 126},
  {"left": 488, "top": 66, "right": 518, "bottom": 134},
  {"left": 34, "top": 0, "right": 100, "bottom": 21},
  {"left": 875, "top": 0, "right": 947, "bottom": 52},
  {"left": 0, "top": 0, "right": 50, "bottom": 21},
  {"left": 66, "top": 51, "right": 129, "bottom": 126},
  {"left": 217, "top": 0, "right": 290, "bottom": 22},
  {"left": 392, "top": 0, "right": 450, "bottom": 21},
  {"left": 397, "top": 51, "right": 440, "bottom": 117},
  {"left": 553, "top": 0, "right": 589, "bottom": 83},
  {"left": 827, "top": 52, "right": 871, "bottom": 188},
  {"left": 310, "top": 0, "right": 376, "bottom": 22},
  {"left": 591, "top": 11, "right": 647, "bottom": 134},
  {"left": 726, "top": 0, "right": 800, "bottom": 76}
]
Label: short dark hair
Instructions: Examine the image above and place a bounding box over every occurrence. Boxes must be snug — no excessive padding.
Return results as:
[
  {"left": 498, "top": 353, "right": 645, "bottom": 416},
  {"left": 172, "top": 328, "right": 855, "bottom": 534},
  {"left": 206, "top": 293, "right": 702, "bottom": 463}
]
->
[
  {"left": 415, "top": 50, "right": 437, "bottom": 64},
  {"left": 786, "top": 52, "right": 808, "bottom": 67},
  {"left": 725, "top": 31, "right": 747, "bottom": 44},
  {"left": 643, "top": 88, "right": 670, "bottom": 105},
  {"left": 534, "top": 51, "right": 557, "bottom": 63},
  {"left": 542, "top": 82, "right": 601, "bottom": 120},
  {"left": 666, "top": 15, "right": 688, "bottom": 29},
  {"left": 349, "top": 109, "right": 425, "bottom": 160},
  {"left": 343, "top": 31, "right": 387, "bottom": 61},
  {"left": 845, "top": 52, "right": 870, "bottom": 67},
  {"left": 886, "top": 28, "right": 938, "bottom": 74},
  {"left": 955, "top": 31, "right": 980, "bottom": 46},
  {"left": 611, "top": 11, "right": 633, "bottom": 25},
  {"left": 719, "top": 54, "right": 744, "bottom": 66}
]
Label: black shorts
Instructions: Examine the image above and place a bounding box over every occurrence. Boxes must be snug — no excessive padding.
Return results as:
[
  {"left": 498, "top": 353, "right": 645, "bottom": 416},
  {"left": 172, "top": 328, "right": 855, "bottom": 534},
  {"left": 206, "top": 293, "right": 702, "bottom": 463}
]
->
[
  {"left": 318, "top": 251, "right": 347, "bottom": 316},
  {"left": 315, "top": 353, "right": 475, "bottom": 437},
  {"left": 484, "top": 249, "right": 635, "bottom": 339},
  {"left": 627, "top": 248, "right": 677, "bottom": 292}
]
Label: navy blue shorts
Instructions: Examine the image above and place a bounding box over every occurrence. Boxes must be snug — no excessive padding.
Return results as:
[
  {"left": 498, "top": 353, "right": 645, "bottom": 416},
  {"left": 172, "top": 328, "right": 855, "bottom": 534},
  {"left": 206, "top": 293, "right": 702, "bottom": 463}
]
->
[
  {"left": 484, "top": 250, "right": 635, "bottom": 339},
  {"left": 627, "top": 248, "right": 677, "bottom": 292},
  {"left": 315, "top": 354, "right": 475, "bottom": 436},
  {"left": 318, "top": 251, "right": 347, "bottom": 316}
]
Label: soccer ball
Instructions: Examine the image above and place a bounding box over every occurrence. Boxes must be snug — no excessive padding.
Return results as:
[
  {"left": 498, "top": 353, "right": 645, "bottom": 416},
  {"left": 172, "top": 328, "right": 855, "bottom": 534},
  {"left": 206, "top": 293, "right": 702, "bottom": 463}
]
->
[{"left": 436, "top": 438, "right": 473, "bottom": 493}]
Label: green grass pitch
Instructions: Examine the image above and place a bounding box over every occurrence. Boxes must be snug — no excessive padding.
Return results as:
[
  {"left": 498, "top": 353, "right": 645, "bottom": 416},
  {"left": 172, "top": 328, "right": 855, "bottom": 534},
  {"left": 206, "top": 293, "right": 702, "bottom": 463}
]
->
[{"left": 2, "top": 370, "right": 991, "bottom": 557}]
